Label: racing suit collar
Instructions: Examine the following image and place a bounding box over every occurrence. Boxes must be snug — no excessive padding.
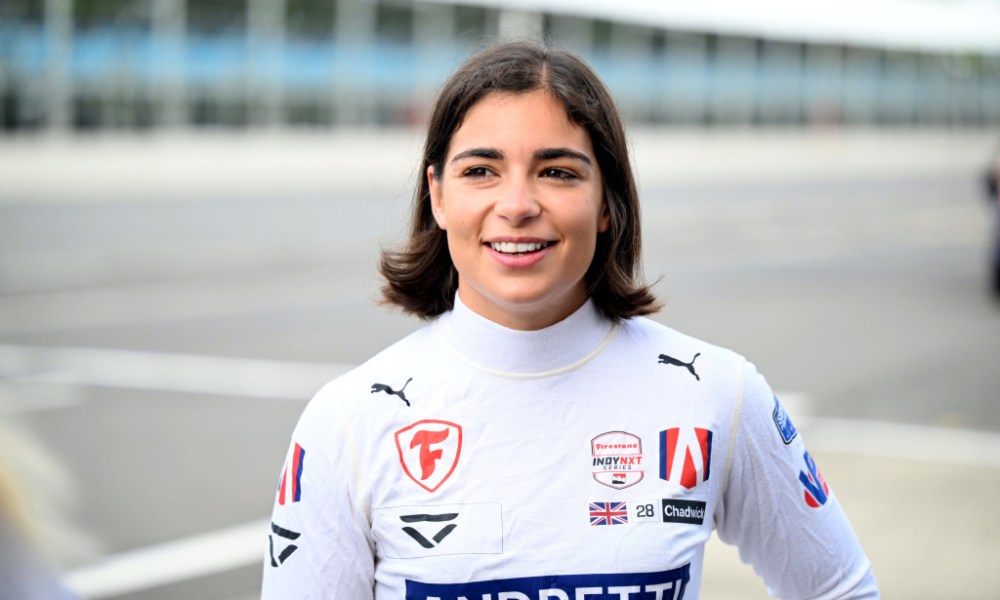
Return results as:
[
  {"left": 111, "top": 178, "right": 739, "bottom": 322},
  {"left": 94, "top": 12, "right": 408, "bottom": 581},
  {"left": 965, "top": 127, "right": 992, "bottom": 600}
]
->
[{"left": 433, "top": 293, "right": 617, "bottom": 377}]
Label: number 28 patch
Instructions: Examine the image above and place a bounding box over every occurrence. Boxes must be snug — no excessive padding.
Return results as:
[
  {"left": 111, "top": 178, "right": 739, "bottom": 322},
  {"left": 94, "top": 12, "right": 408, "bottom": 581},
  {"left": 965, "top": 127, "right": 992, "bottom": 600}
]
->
[
  {"left": 634, "top": 498, "right": 706, "bottom": 525},
  {"left": 591, "top": 499, "right": 708, "bottom": 526}
]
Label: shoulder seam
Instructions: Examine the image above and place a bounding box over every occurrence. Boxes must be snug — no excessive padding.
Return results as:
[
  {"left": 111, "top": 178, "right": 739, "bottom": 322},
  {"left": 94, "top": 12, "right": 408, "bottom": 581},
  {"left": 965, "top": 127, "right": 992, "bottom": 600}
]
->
[{"left": 721, "top": 357, "right": 746, "bottom": 500}]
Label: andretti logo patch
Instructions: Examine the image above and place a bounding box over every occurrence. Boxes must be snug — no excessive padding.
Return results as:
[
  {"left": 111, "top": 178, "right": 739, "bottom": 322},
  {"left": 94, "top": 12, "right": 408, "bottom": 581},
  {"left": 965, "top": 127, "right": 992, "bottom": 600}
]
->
[
  {"left": 405, "top": 565, "right": 691, "bottom": 600},
  {"left": 659, "top": 427, "right": 712, "bottom": 490}
]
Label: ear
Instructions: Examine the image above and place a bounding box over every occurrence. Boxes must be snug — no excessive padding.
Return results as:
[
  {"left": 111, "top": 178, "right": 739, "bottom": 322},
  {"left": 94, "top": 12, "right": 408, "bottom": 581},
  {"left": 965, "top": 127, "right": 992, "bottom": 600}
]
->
[
  {"left": 428, "top": 165, "right": 447, "bottom": 230},
  {"left": 597, "top": 199, "right": 610, "bottom": 233}
]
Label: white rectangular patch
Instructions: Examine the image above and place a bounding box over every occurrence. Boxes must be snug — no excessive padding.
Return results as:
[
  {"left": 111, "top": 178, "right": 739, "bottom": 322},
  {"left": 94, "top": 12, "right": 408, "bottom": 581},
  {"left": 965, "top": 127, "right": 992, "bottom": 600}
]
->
[
  {"left": 628, "top": 499, "right": 663, "bottom": 523},
  {"left": 372, "top": 502, "right": 503, "bottom": 559}
]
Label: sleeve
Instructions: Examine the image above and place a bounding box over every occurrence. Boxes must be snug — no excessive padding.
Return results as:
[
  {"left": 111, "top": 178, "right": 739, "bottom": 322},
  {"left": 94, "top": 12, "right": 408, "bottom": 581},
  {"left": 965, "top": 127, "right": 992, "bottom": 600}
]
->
[
  {"left": 714, "top": 360, "right": 879, "bottom": 599},
  {"left": 261, "top": 390, "right": 375, "bottom": 600}
]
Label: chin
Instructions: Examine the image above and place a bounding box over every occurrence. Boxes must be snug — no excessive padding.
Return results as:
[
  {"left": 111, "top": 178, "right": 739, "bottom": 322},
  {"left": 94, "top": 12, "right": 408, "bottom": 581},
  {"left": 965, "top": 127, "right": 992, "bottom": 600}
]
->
[{"left": 497, "top": 288, "right": 586, "bottom": 315}]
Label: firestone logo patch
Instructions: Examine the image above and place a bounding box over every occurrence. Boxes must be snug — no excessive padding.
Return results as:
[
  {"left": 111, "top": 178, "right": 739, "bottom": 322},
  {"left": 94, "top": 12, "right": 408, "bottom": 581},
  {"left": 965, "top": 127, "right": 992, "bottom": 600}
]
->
[
  {"left": 395, "top": 420, "right": 463, "bottom": 493},
  {"left": 591, "top": 431, "right": 645, "bottom": 490}
]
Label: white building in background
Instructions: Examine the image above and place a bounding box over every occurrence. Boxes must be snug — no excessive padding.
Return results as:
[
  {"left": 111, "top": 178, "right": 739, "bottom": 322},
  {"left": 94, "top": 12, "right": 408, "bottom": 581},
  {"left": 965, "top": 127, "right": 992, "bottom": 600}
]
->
[{"left": 1, "top": 0, "right": 999, "bottom": 131}]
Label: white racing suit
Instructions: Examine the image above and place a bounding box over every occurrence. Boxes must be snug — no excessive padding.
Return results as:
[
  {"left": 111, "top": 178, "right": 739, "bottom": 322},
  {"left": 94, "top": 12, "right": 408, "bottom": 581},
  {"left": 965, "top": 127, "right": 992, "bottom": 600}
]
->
[{"left": 262, "top": 296, "right": 878, "bottom": 599}]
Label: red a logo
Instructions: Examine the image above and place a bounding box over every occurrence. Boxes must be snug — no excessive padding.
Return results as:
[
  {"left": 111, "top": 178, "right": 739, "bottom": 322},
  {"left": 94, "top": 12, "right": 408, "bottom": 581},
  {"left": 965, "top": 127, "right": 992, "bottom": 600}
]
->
[
  {"left": 394, "top": 420, "right": 463, "bottom": 493},
  {"left": 659, "top": 427, "right": 713, "bottom": 489}
]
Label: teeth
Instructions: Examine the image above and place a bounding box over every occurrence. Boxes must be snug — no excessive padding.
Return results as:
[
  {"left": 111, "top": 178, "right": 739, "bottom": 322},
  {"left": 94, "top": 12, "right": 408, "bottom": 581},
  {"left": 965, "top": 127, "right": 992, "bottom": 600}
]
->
[{"left": 490, "top": 241, "right": 549, "bottom": 254}]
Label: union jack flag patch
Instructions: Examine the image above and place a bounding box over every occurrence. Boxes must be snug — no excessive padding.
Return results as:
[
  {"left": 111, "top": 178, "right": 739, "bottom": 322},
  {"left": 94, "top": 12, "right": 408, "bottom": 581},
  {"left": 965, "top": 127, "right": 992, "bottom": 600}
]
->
[{"left": 589, "top": 502, "right": 629, "bottom": 526}]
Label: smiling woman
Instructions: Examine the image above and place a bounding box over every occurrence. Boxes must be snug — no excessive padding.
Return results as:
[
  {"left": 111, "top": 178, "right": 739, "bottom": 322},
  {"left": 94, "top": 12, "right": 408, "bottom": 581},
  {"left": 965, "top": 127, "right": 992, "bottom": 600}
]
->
[
  {"left": 379, "top": 40, "right": 658, "bottom": 325},
  {"left": 427, "top": 90, "right": 610, "bottom": 330},
  {"left": 262, "top": 40, "right": 879, "bottom": 600}
]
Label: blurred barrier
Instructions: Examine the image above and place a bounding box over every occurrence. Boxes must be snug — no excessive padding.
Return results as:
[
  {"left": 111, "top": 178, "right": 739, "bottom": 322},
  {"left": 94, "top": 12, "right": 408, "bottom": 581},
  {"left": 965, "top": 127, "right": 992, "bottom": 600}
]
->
[{"left": 1, "top": 0, "right": 999, "bottom": 132}]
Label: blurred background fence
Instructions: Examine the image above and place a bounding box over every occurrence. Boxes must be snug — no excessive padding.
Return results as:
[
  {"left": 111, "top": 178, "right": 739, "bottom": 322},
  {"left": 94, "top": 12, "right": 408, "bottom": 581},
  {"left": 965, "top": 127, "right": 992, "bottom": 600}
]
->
[
  {"left": 2, "top": 0, "right": 1000, "bottom": 133},
  {"left": 3, "top": 3, "right": 1000, "bottom": 599}
]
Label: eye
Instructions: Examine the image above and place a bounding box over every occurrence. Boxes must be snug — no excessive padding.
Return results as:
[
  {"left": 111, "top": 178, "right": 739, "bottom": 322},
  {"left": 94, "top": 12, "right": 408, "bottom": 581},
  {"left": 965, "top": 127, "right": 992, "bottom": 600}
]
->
[
  {"left": 462, "top": 166, "right": 493, "bottom": 179},
  {"left": 541, "top": 167, "right": 578, "bottom": 180}
]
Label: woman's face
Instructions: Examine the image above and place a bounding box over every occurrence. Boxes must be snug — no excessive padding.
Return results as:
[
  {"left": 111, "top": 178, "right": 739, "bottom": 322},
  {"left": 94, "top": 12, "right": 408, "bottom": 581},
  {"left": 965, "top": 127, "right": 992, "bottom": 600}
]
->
[{"left": 429, "top": 90, "right": 609, "bottom": 330}]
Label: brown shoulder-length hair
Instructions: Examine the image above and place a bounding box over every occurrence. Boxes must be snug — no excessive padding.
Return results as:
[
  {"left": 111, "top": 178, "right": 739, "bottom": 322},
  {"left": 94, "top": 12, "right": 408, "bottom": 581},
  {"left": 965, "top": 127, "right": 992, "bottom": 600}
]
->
[{"left": 379, "top": 39, "right": 660, "bottom": 322}]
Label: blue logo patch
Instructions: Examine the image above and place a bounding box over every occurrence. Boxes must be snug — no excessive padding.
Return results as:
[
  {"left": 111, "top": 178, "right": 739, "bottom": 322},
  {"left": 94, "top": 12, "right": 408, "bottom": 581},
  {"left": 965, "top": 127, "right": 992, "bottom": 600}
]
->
[
  {"left": 799, "top": 450, "right": 830, "bottom": 508},
  {"left": 772, "top": 396, "right": 798, "bottom": 445},
  {"left": 405, "top": 565, "right": 691, "bottom": 600}
]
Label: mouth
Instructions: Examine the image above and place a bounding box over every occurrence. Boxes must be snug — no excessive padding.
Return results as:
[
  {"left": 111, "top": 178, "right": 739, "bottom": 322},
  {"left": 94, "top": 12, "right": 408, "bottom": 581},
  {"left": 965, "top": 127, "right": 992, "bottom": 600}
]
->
[{"left": 487, "top": 241, "right": 553, "bottom": 255}]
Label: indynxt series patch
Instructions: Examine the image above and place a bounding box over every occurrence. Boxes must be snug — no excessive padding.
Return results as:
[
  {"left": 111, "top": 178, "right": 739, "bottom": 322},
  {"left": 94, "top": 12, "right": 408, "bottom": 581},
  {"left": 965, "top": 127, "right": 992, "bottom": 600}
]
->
[
  {"left": 405, "top": 564, "right": 691, "bottom": 600},
  {"left": 591, "top": 431, "right": 645, "bottom": 490}
]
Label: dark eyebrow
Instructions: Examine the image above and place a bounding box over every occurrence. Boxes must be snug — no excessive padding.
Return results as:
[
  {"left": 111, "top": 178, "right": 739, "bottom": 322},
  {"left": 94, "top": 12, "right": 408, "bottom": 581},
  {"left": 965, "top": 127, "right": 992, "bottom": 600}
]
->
[
  {"left": 449, "top": 147, "right": 593, "bottom": 166},
  {"left": 534, "top": 148, "right": 592, "bottom": 165},
  {"left": 450, "top": 148, "right": 504, "bottom": 164}
]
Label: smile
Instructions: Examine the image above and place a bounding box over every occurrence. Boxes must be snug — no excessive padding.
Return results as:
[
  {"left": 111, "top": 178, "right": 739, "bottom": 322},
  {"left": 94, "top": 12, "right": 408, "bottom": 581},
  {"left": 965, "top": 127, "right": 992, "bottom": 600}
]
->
[{"left": 489, "top": 241, "right": 552, "bottom": 255}]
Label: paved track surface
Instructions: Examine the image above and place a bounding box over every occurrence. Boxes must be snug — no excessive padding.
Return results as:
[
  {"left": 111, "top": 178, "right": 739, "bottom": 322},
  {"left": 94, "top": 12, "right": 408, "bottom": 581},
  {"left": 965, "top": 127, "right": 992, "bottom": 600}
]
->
[{"left": 1, "top": 128, "right": 998, "bottom": 599}]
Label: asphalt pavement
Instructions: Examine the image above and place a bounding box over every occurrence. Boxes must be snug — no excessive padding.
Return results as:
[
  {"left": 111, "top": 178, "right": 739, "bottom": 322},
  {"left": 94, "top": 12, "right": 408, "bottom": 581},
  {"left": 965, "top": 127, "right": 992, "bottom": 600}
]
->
[{"left": 1, "top": 127, "right": 999, "bottom": 599}]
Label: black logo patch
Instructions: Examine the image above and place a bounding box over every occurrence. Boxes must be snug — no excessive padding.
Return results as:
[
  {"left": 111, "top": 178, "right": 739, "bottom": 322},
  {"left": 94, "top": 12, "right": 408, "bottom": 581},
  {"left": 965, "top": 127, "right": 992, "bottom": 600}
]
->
[
  {"left": 268, "top": 522, "right": 301, "bottom": 567},
  {"left": 371, "top": 377, "right": 413, "bottom": 407},
  {"left": 657, "top": 353, "right": 701, "bottom": 381},
  {"left": 661, "top": 499, "right": 706, "bottom": 525},
  {"left": 400, "top": 513, "right": 458, "bottom": 549}
]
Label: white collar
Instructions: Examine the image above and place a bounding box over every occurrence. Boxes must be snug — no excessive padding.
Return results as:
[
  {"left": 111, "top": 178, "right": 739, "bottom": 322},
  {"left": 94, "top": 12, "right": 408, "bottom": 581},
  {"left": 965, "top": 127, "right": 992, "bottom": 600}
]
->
[{"left": 433, "top": 294, "right": 618, "bottom": 378}]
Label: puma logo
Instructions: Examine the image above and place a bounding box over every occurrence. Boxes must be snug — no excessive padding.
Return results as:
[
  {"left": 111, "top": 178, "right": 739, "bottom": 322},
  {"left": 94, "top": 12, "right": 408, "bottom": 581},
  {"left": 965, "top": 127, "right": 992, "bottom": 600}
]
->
[
  {"left": 371, "top": 378, "right": 412, "bottom": 407},
  {"left": 658, "top": 353, "right": 701, "bottom": 381}
]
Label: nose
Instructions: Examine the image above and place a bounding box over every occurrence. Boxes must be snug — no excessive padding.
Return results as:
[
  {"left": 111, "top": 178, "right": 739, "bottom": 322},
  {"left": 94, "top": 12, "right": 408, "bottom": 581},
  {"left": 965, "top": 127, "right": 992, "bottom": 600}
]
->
[{"left": 493, "top": 176, "right": 540, "bottom": 225}]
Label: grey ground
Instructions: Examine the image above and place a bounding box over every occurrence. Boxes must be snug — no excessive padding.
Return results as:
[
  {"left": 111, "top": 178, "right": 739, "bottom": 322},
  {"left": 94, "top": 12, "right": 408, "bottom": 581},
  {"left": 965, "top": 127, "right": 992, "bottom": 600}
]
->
[{"left": 0, "top": 128, "right": 998, "bottom": 599}]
